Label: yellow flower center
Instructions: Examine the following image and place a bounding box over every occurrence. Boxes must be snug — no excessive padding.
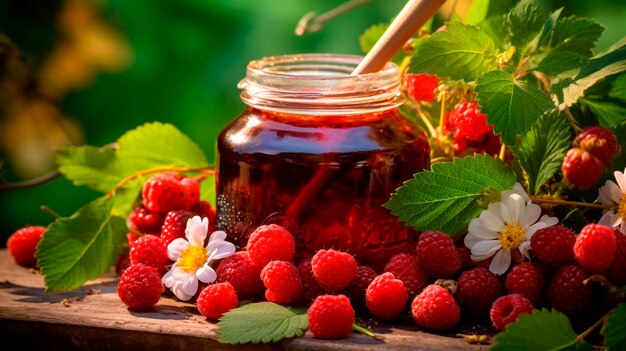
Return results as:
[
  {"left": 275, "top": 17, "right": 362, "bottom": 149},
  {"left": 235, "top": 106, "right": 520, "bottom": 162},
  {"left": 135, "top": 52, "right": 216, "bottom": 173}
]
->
[
  {"left": 498, "top": 222, "right": 526, "bottom": 250},
  {"left": 178, "top": 245, "right": 208, "bottom": 272},
  {"left": 619, "top": 194, "right": 626, "bottom": 222}
]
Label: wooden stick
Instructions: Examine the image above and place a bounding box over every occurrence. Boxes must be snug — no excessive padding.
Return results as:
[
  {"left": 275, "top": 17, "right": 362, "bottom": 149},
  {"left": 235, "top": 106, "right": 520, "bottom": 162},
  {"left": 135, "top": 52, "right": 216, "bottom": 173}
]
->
[{"left": 352, "top": 0, "right": 447, "bottom": 75}]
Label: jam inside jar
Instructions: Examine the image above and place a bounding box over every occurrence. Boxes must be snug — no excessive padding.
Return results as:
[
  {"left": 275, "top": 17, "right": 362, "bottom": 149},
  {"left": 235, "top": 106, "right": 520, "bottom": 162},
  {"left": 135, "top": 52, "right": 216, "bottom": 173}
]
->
[{"left": 216, "top": 54, "right": 430, "bottom": 269}]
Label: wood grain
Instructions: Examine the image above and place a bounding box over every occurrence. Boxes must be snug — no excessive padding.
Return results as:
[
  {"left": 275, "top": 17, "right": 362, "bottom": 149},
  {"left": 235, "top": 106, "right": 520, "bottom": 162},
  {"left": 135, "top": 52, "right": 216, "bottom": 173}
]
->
[{"left": 0, "top": 250, "right": 491, "bottom": 350}]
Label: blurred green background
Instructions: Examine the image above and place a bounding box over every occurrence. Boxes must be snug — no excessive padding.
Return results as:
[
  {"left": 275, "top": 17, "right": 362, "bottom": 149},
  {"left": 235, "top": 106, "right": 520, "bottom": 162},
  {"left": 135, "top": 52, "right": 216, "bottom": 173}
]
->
[{"left": 1, "top": 0, "right": 625, "bottom": 245}]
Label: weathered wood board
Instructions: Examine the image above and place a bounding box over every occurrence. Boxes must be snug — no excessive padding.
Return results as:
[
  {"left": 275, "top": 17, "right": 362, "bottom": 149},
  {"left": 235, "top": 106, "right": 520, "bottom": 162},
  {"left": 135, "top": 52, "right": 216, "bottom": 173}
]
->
[{"left": 0, "top": 249, "right": 491, "bottom": 351}]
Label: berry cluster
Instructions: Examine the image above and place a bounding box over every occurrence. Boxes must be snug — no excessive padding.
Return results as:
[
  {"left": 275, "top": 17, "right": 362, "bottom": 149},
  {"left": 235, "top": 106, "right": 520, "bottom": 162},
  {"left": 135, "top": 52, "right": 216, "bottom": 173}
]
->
[
  {"left": 443, "top": 101, "right": 502, "bottom": 157},
  {"left": 562, "top": 126, "right": 619, "bottom": 189}
]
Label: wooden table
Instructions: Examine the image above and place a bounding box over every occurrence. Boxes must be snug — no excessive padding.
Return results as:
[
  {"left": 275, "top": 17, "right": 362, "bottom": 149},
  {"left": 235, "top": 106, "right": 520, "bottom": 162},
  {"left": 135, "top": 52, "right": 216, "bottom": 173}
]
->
[{"left": 0, "top": 249, "right": 491, "bottom": 350}]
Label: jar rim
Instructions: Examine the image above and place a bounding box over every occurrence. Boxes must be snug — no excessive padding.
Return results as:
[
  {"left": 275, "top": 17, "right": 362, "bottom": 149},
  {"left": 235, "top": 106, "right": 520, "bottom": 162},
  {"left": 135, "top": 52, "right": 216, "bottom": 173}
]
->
[{"left": 238, "top": 53, "right": 404, "bottom": 116}]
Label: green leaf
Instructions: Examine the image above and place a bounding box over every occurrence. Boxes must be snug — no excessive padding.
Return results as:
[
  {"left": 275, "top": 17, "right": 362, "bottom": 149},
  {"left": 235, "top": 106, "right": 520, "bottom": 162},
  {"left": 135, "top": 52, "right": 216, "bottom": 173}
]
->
[
  {"left": 37, "top": 196, "right": 127, "bottom": 291},
  {"left": 545, "top": 16, "right": 604, "bottom": 57},
  {"left": 602, "top": 303, "right": 626, "bottom": 351},
  {"left": 512, "top": 111, "right": 572, "bottom": 194},
  {"left": 359, "top": 23, "right": 405, "bottom": 65},
  {"left": 536, "top": 52, "right": 587, "bottom": 76},
  {"left": 609, "top": 74, "right": 626, "bottom": 102},
  {"left": 561, "top": 208, "right": 588, "bottom": 233},
  {"left": 217, "top": 302, "right": 308, "bottom": 344},
  {"left": 200, "top": 173, "right": 216, "bottom": 208},
  {"left": 504, "top": 0, "right": 546, "bottom": 52},
  {"left": 475, "top": 70, "right": 555, "bottom": 145},
  {"left": 56, "top": 145, "right": 121, "bottom": 192},
  {"left": 464, "top": 0, "right": 489, "bottom": 25},
  {"left": 560, "top": 41, "right": 626, "bottom": 107},
  {"left": 383, "top": 155, "right": 516, "bottom": 236},
  {"left": 409, "top": 21, "right": 498, "bottom": 81},
  {"left": 580, "top": 98, "right": 626, "bottom": 128},
  {"left": 490, "top": 308, "right": 594, "bottom": 351}
]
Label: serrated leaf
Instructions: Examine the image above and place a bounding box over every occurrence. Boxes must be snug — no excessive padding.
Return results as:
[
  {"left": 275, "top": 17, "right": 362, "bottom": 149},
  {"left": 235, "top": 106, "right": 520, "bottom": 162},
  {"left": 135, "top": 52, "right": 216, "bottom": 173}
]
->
[
  {"left": 217, "top": 302, "right": 308, "bottom": 344},
  {"left": 491, "top": 308, "right": 594, "bottom": 351},
  {"left": 602, "top": 303, "right": 626, "bottom": 351},
  {"left": 537, "top": 7, "right": 563, "bottom": 48},
  {"left": 546, "top": 16, "right": 604, "bottom": 57},
  {"left": 609, "top": 74, "right": 626, "bottom": 102},
  {"left": 512, "top": 111, "right": 571, "bottom": 194},
  {"left": 580, "top": 98, "right": 626, "bottom": 128},
  {"left": 37, "top": 196, "right": 127, "bottom": 291},
  {"left": 475, "top": 70, "right": 555, "bottom": 145},
  {"left": 464, "top": 0, "right": 489, "bottom": 25},
  {"left": 56, "top": 145, "right": 121, "bottom": 192},
  {"left": 409, "top": 21, "right": 498, "bottom": 81},
  {"left": 383, "top": 155, "right": 516, "bottom": 236},
  {"left": 504, "top": 0, "right": 546, "bottom": 52},
  {"left": 536, "top": 52, "right": 587, "bottom": 76},
  {"left": 560, "top": 41, "right": 626, "bottom": 107}
]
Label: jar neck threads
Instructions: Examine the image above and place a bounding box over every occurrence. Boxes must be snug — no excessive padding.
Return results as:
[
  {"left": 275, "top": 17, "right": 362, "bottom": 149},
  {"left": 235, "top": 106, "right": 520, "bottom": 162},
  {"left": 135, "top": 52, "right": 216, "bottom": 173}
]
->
[{"left": 238, "top": 54, "right": 404, "bottom": 116}]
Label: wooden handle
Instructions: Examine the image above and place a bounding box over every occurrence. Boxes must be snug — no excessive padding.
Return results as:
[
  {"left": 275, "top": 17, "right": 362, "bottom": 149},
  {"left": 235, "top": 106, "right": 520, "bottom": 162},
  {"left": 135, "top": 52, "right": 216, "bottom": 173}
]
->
[{"left": 352, "top": 0, "right": 447, "bottom": 75}]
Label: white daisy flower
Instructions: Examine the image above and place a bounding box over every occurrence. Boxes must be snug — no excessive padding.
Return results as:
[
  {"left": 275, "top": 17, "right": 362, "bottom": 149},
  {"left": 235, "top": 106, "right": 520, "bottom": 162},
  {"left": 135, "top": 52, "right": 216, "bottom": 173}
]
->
[
  {"left": 162, "top": 216, "right": 236, "bottom": 301},
  {"left": 597, "top": 167, "right": 626, "bottom": 234},
  {"left": 464, "top": 183, "right": 559, "bottom": 275}
]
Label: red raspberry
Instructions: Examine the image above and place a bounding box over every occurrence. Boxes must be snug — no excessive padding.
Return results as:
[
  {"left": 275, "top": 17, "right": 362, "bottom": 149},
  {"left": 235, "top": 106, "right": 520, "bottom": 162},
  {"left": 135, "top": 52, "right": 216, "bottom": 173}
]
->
[
  {"left": 129, "top": 234, "right": 170, "bottom": 276},
  {"left": 445, "top": 102, "right": 493, "bottom": 142},
  {"left": 128, "top": 205, "right": 165, "bottom": 235},
  {"left": 307, "top": 294, "right": 355, "bottom": 339},
  {"left": 383, "top": 253, "right": 429, "bottom": 300},
  {"left": 196, "top": 282, "right": 239, "bottom": 320},
  {"left": 562, "top": 148, "right": 603, "bottom": 190},
  {"left": 457, "top": 246, "right": 472, "bottom": 271},
  {"left": 411, "top": 284, "right": 460, "bottom": 331},
  {"left": 260, "top": 261, "right": 303, "bottom": 304},
  {"left": 504, "top": 262, "right": 544, "bottom": 303},
  {"left": 312, "top": 249, "right": 357, "bottom": 292},
  {"left": 116, "top": 252, "right": 131, "bottom": 277},
  {"left": 365, "top": 272, "right": 408, "bottom": 320},
  {"left": 190, "top": 200, "right": 217, "bottom": 232},
  {"left": 127, "top": 232, "right": 140, "bottom": 248},
  {"left": 416, "top": 231, "right": 461, "bottom": 279},
  {"left": 141, "top": 171, "right": 199, "bottom": 213},
  {"left": 117, "top": 263, "right": 163, "bottom": 310},
  {"left": 574, "top": 223, "right": 616, "bottom": 273},
  {"left": 530, "top": 226, "right": 576, "bottom": 266},
  {"left": 343, "top": 265, "right": 377, "bottom": 303},
  {"left": 297, "top": 258, "right": 326, "bottom": 304},
  {"left": 404, "top": 73, "right": 439, "bottom": 102},
  {"left": 548, "top": 264, "right": 592, "bottom": 316},
  {"left": 607, "top": 230, "right": 626, "bottom": 286},
  {"left": 216, "top": 251, "right": 264, "bottom": 299},
  {"left": 489, "top": 293, "right": 534, "bottom": 331},
  {"left": 160, "top": 210, "right": 195, "bottom": 245},
  {"left": 457, "top": 268, "right": 503, "bottom": 317},
  {"left": 246, "top": 224, "right": 296, "bottom": 267},
  {"left": 574, "top": 126, "right": 618, "bottom": 165},
  {"left": 6, "top": 225, "right": 46, "bottom": 268}
]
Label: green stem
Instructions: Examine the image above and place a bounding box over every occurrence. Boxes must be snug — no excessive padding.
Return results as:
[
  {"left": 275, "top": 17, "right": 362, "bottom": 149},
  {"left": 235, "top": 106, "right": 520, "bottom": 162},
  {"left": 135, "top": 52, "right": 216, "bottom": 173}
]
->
[
  {"left": 352, "top": 323, "right": 376, "bottom": 338},
  {"left": 529, "top": 196, "right": 612, "bottom": 210},
  {"left": 40, "top": 205, "right": 62, "bottom": 219}
]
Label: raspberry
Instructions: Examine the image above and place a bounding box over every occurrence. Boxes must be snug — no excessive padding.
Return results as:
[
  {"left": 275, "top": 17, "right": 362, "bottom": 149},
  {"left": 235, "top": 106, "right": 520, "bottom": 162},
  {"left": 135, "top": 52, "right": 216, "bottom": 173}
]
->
[
  {"left": 416, "top": 231, "right": 461, "bottom": 279},
  {"left": 530, "top": 225, "right": 576, "bottom": 266},
  {"left": 457, "top": 268, "right": 503, "bottom": 317},
  {"left": 489, "top": 294, "right": 534, "bottom": 331},
  {"left": 343, "top": 265, "right": 377, "bottom": 303},
  {"left": 246, "top": 224, "right": 296, "bottom": 267},
  {"left": 383, "top": 253, "right": 429, "bottom": 300},
  {"left": 607, "top": 230, "right": 626, "bottom": 285},
  {"left": 127, "top": 232, "right": 140, "bottom": 248},
  {"left": 141, "top": 171, "right": 199, "bottom": 213},
  {"left": 6, "top": 225, "right": 46, "bottom": 268},
  {"left": 404, "top": 73, "right": 439, "bottom": 102},
  {"left": 116, "top": 252, "right": 131, "bottom": 277},
  {"left": 574, "top": 126, "right": 618, "bottom": 165},
  {"left": 365, "top": 272, "right": 408, "bottom": 320},
  {"left": 504, "top": 262, "right": 544, "bottom": 303},
  {"left": 190, "top": 200, "right": 217, "bottom": 232},
  {"left": 311, "top": 249, "right": 357, "bottom": 292},
  {"left": 196, "top": 282, "right": 239, "bottom": 320},
  {"left": 128, "top": 205, "right": 165, "bottom": 235},
  {"left": 297, "top": 258, "right": 326, "bottom": 304},
  {"left": 160, "top": 210, "right": 195, "bottom": 245},
  {"left": 411, "top": 284, "right": 460, "bottom": 331},
  {"left": 562, "top": 148, "right": 603, "bottom": 189},
  {"left": 129, "top": 234, "right": 170, "bottom": 276},
  {"left": 260, "top": 261, "right": 303, "bottom": 304},
  {"left": 307, "top": 294, "right": 355, "bottom": 339},
  {"left": 117, "top": 263, "right": 162, "bottom": 310},
  {"left": 445, "top": 102, "right": 493, "bottom": 142},
  {"left": 548, "top": 264, "right": 592, "bottom": 316},
  {"left": 216, "top": 251, "right": 264, "bottom": 299},
  {"left": 574, "top": 223, "right": 616, "bottom": 273},
  {"left": 457, "top": 246, "right": 472, "bottom": 271}
]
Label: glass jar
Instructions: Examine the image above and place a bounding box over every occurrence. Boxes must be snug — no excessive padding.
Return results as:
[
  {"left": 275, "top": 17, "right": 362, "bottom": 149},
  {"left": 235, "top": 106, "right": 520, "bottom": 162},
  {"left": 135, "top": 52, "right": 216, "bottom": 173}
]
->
[{"left": 216, "top": 54, "right": 430, "bottom": 269}]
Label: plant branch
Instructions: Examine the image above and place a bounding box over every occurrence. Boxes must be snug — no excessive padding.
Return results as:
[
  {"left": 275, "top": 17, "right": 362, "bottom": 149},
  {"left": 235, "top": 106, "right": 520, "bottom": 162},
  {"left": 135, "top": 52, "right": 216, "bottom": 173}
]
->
[
  {"left": 0, "top": 170, "right": 61, "bottom": 191},
  {"left": 295, "top": 0, "right": 371, "bottom": 35},
  {"left": 416, "top": 104, "right": 437, "bottom": 137},
  {"left": 529, "top": 196, "right": 612, "bottom": 209},
  {"left": 106, "top": 166, "right": 212, "bottom": 197}
]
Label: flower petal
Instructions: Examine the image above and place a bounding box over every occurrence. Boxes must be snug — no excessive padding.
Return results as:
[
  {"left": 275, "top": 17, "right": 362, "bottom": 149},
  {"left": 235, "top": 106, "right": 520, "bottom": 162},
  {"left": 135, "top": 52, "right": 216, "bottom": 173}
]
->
[
  {"left": 519, "top": 203, "right": 541, "bottom": 227},
  {"left": 479, "top": 209, "right": 505, "bottom": 233},
  {"left": 208, "top": 241, "right": 236, "bottom": 261},
  {"left": 167, "top": 238, "right": 189, "bottom": 261},
  {"left": 615, "top": 170, "right": 626, "bottom": 194},
  {"left": 502, "top": 194, "right": 524, "bottom": 223},
  {"left": 171, "top": 283, "right": 194, "bottom": 301},
  {"left": 471, "top": 239, "right": 501, "bottom": 257},
  {"left": 526, "top": 215, "right": 559, "bottom": 239},
  {"left": 185, "top": 216, "right": 209, "bottom": 246},
  {"left": 489, "top": 249, "right": 511, "bottom": 275},
  {"left": 598, "top": 180, "right": 622, "bottom": 205},
  {"left": 179, "top": 274, "right": 199, "bottom": 301},
  {"left": 468, "top": 219, "right": 499, "bottom": 240},
  {"left": 599, "top": 211, "right": 621, "bottom": 228},
  {"left": 196, "top": 264, "right": 217, "bottom": 283}
]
